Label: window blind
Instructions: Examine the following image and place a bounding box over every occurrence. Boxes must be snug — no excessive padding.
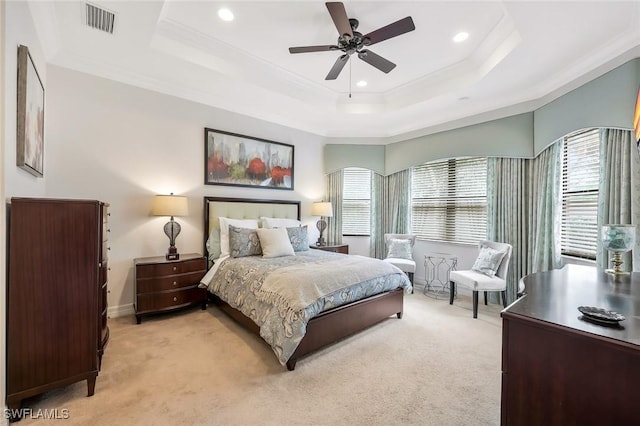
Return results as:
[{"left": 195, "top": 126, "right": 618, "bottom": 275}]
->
[
  {"left": 411, "top": 157, "right": 487, "bottom": 244},
  {"left": 343, "top": 167, "right": 371, "bottom": 235},
  {"left": 561, "top": 128, "right": 600, "bottom": 259}
]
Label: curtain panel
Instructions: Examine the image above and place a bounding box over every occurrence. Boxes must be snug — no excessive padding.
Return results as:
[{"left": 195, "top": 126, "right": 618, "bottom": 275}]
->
[
  {"left": 370, "top": 169, "right": 411, "bottom": 259},
  {"left": 487, "top": 140, "right": 562, "bottom": 303},
  {"left": 325, "top": 170, "right": 343, "bottom": 245},
  {"left": 596, "top": 129, "right": 640, "bottom": 271}
]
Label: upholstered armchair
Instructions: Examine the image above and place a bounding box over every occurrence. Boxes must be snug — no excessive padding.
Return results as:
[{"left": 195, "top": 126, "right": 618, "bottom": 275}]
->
[
  {"left": 382, "top": 234, "right": 417, "bottom": 294},
  {"left": 449, "top": 240, "right": 514, "bottom": 318}
]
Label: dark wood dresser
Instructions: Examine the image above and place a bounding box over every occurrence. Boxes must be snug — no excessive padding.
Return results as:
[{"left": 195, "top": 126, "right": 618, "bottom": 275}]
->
[
  {"left": 310, "top": 244, "right": 349, "bottom": 254},
  {"left": 134, "top": 253, "right": 207, "bottom": 324},
  {"left": 501, "top": 265, "right": 640, "bottom": 425},
  {"left": 7, "top": 198, "right": 109, "bottom": 415}
]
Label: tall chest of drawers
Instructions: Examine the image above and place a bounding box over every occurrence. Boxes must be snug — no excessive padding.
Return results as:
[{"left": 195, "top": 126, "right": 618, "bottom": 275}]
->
[
  {"left": 134, "top": 253, "right": 207, "bottom": 324},
  {"left": 7, "top": 198, "right": 109, "bottom": 415}
]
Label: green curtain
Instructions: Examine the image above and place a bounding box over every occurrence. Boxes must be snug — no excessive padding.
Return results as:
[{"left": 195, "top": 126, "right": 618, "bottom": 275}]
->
[
  {"left": 596, "top": 129, "right": 640, "bottom": 271},
  {"left": 369, "top": 169, "right": 411, "bottom": 259},
  {"left": 370, "top": 172, "right": 385, "bottom": 258},
  {"left": 487, "top": 141, "right": 562, "bottom": 303},
  {"left": 325, "top": 170, "right": 343, "bottom": 245}
]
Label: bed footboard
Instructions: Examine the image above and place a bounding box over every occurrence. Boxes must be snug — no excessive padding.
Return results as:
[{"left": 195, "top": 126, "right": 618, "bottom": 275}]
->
[
  {"left": 287, "top": 288, "right": 404, "bottom": 370},
  {"left": 209, "top": 288, "right": 404, "bottom": 371}
]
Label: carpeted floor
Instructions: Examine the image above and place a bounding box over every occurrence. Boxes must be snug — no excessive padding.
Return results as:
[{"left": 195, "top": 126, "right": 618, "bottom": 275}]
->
[{"left": 18, "top": 289, "right": 504, "bottom": 425}]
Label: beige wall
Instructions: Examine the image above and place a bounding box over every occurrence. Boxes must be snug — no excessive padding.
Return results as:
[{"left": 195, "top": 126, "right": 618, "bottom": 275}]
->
[
  {"left": 44, "top": 66, "right": 326, "bottom": 315},
  {"left": 1, "top": 0, "right": 7, "bottom": 420}
]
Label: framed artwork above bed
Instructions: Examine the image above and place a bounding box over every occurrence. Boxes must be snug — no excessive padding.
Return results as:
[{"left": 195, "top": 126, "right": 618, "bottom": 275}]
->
[{"left": 204, "top": 128, "right": 294, "bottom": 190}]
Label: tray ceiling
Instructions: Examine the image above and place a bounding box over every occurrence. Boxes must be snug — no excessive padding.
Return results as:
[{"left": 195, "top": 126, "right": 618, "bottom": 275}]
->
[{"left": 30, "top": 1, "right": 640, "bottom": 139}]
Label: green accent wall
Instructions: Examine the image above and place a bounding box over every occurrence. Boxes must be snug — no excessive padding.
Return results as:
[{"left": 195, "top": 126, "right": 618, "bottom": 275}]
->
[
  {"left": 534, "top": 58, "right": 640, "bottom": 155},
  {"left": 384, "top": 113, "right": 534, "bottom": 175},
  {"left": 324, "top": 144, "right": 385, "bottom": 175},
  {"left": 323, "top": 58, "right": 640, "bottom": 175}
]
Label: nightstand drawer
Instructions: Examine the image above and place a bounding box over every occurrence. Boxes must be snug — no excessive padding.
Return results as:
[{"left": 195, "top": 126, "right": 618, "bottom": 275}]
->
[
  {"left": 136, "top": 286, "right": 206, "bottom": 313},
  {"left": 136, "top": 271, "right": 205, "bottom": 293},
  {"left": 136, "top": 258, "right": 206, "bottom": 279}
]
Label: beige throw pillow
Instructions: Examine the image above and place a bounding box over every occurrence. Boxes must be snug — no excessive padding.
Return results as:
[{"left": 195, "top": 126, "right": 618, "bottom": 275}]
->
[{"left": 256, "top": 227, "right": 295, "bottom": 258}]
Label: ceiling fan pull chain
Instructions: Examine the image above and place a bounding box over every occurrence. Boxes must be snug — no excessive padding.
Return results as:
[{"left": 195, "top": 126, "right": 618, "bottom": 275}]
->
[{"left": 349, "top": 58, "right": 352, "bottom": 98}]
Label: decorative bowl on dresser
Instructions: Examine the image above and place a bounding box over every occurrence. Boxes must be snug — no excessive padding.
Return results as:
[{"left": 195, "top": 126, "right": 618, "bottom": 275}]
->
[
  {"left": 6, "top": 198, "right": 109, "bottom": 419},
  {"left": 309, "top": 243, "right": 349, "bottom": 254},
  {"left": 134, "top": 253, "right": 208, "bottom": 324}
]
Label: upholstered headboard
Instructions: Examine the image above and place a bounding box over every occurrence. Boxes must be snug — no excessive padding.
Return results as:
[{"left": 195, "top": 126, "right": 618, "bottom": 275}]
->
[{"left": 203, "top": 197, "right": 301, "bottom": 258}]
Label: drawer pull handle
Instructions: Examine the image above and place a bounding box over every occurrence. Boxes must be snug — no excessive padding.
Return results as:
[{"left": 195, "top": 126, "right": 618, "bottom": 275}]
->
[
  {"left": 173, "top": 297, "right": 177, "bottom": 302},
  {"left": 173, "top": 281, "right": 177, "bottom": 286},
  {"left": 173, "top": 266, "right": 177, "bottom": 271}
]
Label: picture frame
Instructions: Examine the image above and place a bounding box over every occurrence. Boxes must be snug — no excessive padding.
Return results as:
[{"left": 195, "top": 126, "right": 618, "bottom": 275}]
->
[
  {"left": 16, "top": 45, "right": 45, "bottom": 177},
  {"left": 204, "top": 128, "right": 294, "bottom": 190}
]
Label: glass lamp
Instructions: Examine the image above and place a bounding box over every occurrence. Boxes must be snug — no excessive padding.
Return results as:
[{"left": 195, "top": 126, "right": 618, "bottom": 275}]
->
[
  {"left": 602, "top": 224, "right": 636, "bottom": 275},
  {"left": 311, "top": 202, "right": 333, "bottom": 247},
  {"left": 152, "top": 194, "right": 188, "bottom": 260}
]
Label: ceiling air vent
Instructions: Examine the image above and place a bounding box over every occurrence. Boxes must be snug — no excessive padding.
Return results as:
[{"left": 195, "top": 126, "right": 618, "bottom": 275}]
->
[{"left": 85, "top": 2, "right": 115, "bottom": 34}]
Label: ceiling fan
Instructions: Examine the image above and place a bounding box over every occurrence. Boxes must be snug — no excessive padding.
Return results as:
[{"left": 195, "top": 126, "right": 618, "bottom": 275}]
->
[{"left": 289, "top": 2, "right": 416, "bottom": 80}]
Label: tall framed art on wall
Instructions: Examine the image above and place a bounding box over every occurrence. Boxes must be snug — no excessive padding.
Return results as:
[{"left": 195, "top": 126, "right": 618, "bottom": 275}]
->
[
  {"left": 204, "top": 128, "right": 294, "bottom": 190},
  {"left": 16, "top": 45, "right": 45, "bottom": 177}
]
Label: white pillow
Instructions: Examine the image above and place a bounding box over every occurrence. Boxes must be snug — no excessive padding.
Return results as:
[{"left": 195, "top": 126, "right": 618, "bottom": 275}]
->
[
  {"left": 260, "top": 217, "right": 302, "bottom": 229},
  {"left": 256, "top": 227, "right": 295, "bottom": 258},
  {"left": 219, "top": 217, "right": 259, "bottom": 258},
  {"left": 387, "top": 238, "right": 413, "bottom": 260},
  {"left": 471, "top": 244, "right": 507, "bottom": 277}
]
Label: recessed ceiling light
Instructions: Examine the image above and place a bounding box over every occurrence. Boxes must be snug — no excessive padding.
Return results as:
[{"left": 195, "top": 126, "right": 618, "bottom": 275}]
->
[
  {"left": 453, "top": 32, "right": 469, "bottom": 43},
  {"left": 356, "top": 80, "right": 368, "bottom": 87},
  {"left": 218, "top": 8, "right": 234, "bottom": 22}
]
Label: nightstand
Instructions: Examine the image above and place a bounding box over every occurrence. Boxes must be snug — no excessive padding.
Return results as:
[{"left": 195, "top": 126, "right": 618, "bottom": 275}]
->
[
  {"left": 310, "top": 244, "right": 349, "bottom": 254},
  {"left": 134, "top": 253, "right": 207, "bottom": 324}
]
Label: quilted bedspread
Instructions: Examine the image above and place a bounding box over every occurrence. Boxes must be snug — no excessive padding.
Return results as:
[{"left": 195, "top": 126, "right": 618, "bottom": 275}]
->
[{"left": 202, "top": 250, "right": 411, "bottom": 365}]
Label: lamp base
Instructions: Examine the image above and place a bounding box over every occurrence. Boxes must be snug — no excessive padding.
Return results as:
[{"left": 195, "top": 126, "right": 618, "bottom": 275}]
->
[
  {"left": 605, "top": 252, "right": 629, "bottom": 275},
  {"left": 166, "top": 246, "right": 179, "bottom": 261},
  {"left": 316, "top": 218, "right": 328, "bottom": 247}
]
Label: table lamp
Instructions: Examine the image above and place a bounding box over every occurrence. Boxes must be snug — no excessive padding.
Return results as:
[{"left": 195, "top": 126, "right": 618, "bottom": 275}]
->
[
  {"left": 602, "top": 224, "right": 636, "bottom": 275},
  {"left": 152, "top": 193, "right": 188, "bottom": 260},
  {"left": 311, "top": 202, "right": 333, "bottom": 246}
]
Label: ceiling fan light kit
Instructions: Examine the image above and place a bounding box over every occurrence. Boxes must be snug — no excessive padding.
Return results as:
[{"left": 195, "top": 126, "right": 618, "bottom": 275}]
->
[{"left": 289, "top": 2, "right": 415, "bottom": 81}]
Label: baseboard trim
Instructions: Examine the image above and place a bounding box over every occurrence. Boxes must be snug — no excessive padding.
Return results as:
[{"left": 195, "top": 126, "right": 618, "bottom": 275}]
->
[{"left": 107, "top": 303, "right": 135, "bottom": 318}]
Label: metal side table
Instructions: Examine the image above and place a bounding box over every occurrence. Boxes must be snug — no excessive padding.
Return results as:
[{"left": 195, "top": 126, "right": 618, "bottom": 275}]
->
[{"left": 424, "top": 252, "right": 457, "bottom": 299}]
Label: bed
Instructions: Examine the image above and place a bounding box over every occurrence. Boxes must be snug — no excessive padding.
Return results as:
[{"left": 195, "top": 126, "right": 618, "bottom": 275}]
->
[{"left": 200, "top": 196, "right": 411, "bottom": 370}]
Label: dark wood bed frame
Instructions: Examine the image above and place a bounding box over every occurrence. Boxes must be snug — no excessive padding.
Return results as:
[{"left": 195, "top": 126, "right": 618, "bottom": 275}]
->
[{"left": 203, "top": 196, "right": 404, "bottom": 370}]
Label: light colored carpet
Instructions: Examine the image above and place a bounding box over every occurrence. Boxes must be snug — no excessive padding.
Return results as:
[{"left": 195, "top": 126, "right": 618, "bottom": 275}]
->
[{"left": 19, "top": 290, "right": 503, "bottom": 425}]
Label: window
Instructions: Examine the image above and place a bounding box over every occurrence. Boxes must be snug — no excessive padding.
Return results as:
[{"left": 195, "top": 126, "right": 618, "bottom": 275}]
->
[
  {"left": 561, "top": 128, "right": 600, "bottom": 259},
  {"left": 411, "top": 157, "right": 487, "bottom": 244},
  {"left": 342, "top": 167, "right": 371, "bottom": 235}
]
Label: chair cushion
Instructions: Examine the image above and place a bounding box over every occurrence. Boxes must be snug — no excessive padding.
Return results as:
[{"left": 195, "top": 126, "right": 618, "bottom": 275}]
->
[
  {"left": 387, "top": 239, "right": 413, "bottom": 260},
  {"left": 383, "top": 258, "right": 416, "bottom": 273},
  {"left": 450, "top": 270, "right": 506, "bottom": 291},
  {"left": 471, "top": 244, "right": 507, "bottom": 277}
]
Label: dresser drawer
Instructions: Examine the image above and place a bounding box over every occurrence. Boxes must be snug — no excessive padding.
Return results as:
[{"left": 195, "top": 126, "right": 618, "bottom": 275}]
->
[
  {"left": 136, "top": 286, "right": 206, "bottom": 313},
  {"left": 136, "top": 258, "right": 206, "bottom": 279},
  {"left": 136, "top": 270, "right": 205, "bottom": 293}
]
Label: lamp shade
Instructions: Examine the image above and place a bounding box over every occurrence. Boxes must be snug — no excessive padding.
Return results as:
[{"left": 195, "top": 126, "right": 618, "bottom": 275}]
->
[
  {"left": 152, "top": 195, "right": 188, "bottom": 217},
  {"left": 312, "top": 202, "right": 333, "bottom": 217}
]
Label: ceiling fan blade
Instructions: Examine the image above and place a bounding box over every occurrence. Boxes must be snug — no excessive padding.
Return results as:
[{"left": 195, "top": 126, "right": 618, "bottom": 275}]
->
[
  {"left": 326, "top": 2, "right": 353, "bottom": 39},
  {"left": 289, "top": 45, "right": 339, "bottom": 54},
  {"left": 363, "top": 16, "right": 415, "bottom": 46},
  {"left": 358, "top": 50, "right": 396, "bottom": 74},
  {"left": 325, "top": 54, "right": 350, "bottom": 80}
]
